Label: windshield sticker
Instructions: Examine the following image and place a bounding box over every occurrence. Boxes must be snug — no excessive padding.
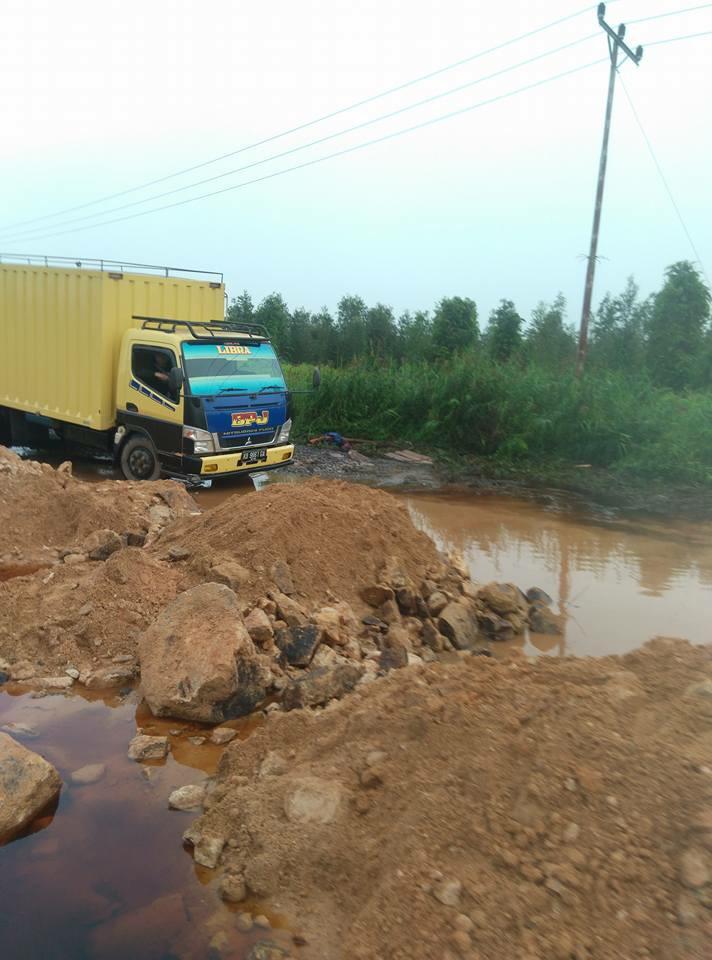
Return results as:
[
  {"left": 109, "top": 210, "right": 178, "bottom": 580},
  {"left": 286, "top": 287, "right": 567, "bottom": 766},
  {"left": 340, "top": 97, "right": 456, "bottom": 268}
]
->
[
  {"left": 232, "top": 410, "right": 269, "bottom": 427},
  {"left": 216, "top": 344, "right": 251, "bottom": 355}
]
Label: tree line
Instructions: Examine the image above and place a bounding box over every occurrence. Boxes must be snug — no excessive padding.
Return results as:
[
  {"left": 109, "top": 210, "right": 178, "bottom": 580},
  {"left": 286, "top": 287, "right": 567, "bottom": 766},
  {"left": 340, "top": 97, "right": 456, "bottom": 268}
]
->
[{"left": 227, "top": 260, "right": 711, "bottom": 391}]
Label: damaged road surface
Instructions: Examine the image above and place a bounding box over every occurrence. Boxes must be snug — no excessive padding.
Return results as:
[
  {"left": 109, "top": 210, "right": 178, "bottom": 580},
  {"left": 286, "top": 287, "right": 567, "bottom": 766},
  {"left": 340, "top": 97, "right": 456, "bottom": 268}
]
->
[{"left": 1, "top": 445, "right": 711, "bottom": 960}]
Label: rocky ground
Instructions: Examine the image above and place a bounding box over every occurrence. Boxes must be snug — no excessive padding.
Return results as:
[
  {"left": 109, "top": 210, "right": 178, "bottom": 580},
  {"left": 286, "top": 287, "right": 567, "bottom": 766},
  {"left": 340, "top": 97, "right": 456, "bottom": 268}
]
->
[
  {"left": 1, "top": 446, "right": 711, "bottom": 958},
  {"left": 285, "top": 443, "right": 442, "bottom": 490},
  {"left": 188, "top": 639, "right": 712, "bottom": 960}
]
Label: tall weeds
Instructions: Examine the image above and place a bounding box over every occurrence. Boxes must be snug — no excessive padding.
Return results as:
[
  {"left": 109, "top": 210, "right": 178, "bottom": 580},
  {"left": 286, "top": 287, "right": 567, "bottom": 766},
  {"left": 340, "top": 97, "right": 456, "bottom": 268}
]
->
[{"left": 285, "top": 357, "right": 712, "bottom": 485}]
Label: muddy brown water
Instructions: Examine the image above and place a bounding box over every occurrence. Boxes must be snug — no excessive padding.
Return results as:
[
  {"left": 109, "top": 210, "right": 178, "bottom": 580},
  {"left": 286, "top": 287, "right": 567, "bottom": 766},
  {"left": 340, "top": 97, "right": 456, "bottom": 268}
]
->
[{"left": 2, "top": 452, "right": 712, "bottom": 957}]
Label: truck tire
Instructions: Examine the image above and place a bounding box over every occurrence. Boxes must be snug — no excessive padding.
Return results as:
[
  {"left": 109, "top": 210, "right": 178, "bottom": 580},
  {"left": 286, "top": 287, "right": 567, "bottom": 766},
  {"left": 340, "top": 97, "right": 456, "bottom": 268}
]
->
[{"left": 120, "top": 435, "right": 161, "bottom": 481}]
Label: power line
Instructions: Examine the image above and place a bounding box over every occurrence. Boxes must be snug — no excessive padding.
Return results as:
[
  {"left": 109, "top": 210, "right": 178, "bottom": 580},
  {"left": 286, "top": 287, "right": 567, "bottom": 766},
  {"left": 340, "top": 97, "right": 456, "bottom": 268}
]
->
[
  {"left": 3, "top": 56, "right": 607, "bottom": 246},
  {"left": 629, "top": 2, "right": 712, "bottom": 26},
  {"left": 0, "top": 2, "right": 610, "bottom": 234},
  {"left": 1, "top": 31, "right": 601, "bottom": 244},
  {"left": 645, "top": 28, "right": 712, "bottom": 46},
  {"left": 618, "top": 73, "right": 710, "bottom": 286}
]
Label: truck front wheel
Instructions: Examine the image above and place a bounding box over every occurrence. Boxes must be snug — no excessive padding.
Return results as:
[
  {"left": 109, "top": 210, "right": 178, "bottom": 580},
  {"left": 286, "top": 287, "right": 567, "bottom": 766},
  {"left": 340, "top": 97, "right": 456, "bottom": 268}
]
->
[{"left": 120, "top": 435, "right": 161, "bottom": 481}]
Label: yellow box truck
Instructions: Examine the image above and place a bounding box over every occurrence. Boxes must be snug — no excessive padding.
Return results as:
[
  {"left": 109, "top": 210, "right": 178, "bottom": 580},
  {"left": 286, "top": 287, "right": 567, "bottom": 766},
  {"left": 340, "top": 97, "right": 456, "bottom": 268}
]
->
[{"left": 0, "top": 256, "right": 297, "bottom": 480}]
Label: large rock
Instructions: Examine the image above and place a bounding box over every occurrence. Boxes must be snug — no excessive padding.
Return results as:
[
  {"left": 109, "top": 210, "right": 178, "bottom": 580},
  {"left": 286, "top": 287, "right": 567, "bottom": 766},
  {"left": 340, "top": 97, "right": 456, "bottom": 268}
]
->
[
  {"left": 269, "top": 591, "right": 307, "bottom": 628},
  {"left": 276, "top": 624, "right": 322, "bottom": 667},
  {"left": 283, "top": 663, "right": 364, "bottom": 710},
  {"left": 438, "top": 602, "right": 479, "bottom": 651},
  {"left": 528, "top": 604, "right": 564, "bottom": 635},
  {"left": 139, "top": 583, "right": 269, "bottom": 722},
  {"left": 0, "top": 732, "right": 62, "bottom": 841},
  {"left": 478, "top": 582, "right": 528, "bottom": 618}
]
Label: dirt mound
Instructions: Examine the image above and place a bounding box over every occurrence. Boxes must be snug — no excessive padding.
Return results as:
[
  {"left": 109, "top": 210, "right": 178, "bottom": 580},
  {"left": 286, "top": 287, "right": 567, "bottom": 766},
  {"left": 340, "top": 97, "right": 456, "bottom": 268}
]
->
[
  {"left": 0, "top": 549, "right": 185, "bottom": 681},
  {"left": 0, "top": 446, "right": 196, "bottom": 564},
  {"left": 157, "top": 479, "right": 442, "bottom": 610},
  {"left": 189, "top": 638, "right": 712, "bottom": 960}
]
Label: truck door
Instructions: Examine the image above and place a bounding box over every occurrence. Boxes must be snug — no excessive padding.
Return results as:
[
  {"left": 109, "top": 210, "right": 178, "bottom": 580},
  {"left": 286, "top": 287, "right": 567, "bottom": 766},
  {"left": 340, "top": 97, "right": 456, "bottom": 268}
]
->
[{"left": 116, "top": 342, "right": 184, "bottom": 461}]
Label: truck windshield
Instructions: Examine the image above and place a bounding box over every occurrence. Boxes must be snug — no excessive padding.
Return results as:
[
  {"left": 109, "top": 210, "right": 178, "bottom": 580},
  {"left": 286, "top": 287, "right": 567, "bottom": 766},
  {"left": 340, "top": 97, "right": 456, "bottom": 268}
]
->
[{"left": 182, "top": 341, "right": 286, "bottom": 396}]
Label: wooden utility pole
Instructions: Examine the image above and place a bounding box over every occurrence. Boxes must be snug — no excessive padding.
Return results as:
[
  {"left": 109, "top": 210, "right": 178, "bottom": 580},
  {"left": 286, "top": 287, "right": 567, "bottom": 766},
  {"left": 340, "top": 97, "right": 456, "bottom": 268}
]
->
[{"left": 576, "top": 3, "right": 643, "bottom": 377}]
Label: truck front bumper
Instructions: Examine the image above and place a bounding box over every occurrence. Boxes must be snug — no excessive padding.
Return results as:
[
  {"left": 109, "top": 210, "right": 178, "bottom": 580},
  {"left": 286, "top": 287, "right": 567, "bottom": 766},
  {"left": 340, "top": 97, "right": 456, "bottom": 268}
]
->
[{"left": 194, "top": 443, "right": 294, "bottom": 477}]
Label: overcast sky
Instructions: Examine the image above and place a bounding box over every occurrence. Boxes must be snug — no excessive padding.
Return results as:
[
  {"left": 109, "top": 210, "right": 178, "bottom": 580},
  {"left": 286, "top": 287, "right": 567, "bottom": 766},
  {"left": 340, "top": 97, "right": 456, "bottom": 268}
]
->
[{"left": 1, "top": 0, "right": 710, "bottom": 323}]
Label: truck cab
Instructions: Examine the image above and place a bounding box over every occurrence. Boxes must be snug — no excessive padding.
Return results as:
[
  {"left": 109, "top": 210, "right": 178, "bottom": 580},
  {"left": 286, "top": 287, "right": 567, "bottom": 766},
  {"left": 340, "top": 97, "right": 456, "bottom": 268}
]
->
[{"left": 115, "top": 317, "right": 294, "bottom": 481}]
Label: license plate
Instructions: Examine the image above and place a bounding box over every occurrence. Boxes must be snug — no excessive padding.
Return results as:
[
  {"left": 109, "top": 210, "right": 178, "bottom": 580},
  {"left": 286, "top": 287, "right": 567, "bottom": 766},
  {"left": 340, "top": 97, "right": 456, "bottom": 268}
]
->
[{"left": 240, "top": 449, "right": 267, "bottom": 465}]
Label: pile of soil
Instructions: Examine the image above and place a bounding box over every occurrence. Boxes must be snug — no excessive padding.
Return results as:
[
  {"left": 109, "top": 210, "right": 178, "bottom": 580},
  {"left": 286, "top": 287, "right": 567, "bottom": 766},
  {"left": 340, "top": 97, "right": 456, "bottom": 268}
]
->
[
  {"left": 190, "top": 638, "right": 712, "bottom": 960},
  {"left": 0, "top": 446, "right": 196, "bottom": 563},
  {"left": 158, "top": 478, "right": 442, "bottom": 610},
  {"left": 0, "top": 448, "right": 198, "bottom": 677},
  {"left": 0, "top": 549, "right": 184, "bottom": 681}
]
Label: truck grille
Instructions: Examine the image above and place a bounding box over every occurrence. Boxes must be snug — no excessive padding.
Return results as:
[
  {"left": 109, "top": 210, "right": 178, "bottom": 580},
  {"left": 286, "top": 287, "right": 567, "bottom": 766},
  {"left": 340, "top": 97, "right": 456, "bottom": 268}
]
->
[{"left": 216, "top": 428, "right": 276, "bottom": 451}]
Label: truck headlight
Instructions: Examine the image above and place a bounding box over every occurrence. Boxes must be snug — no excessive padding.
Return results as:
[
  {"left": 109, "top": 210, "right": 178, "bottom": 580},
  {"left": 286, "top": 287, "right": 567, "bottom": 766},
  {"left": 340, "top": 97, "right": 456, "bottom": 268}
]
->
[
  {"left": 277, "top": 419, "right": 292, "bottom": 444},
  {"left": 183, "top": 426, "right": 216, "bottom": 454}
]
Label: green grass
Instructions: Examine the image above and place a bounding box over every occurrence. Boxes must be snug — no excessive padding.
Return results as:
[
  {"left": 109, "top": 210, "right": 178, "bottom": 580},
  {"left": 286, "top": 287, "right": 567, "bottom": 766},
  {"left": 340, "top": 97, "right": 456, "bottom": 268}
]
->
[{"left": 285, "top": 358, "right": 712, "bottom": 488}]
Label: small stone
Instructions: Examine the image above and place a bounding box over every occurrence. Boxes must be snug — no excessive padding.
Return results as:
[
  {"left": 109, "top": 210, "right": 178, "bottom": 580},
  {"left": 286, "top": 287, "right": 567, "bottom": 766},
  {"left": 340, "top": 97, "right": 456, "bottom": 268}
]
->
[
  {"left": 395, "top": 587, "right": 417, "bottom": 615},
  {"left": 284, "top": 777, "right": 342, "bottom": 824},
  {"left": 83, "top": 529, "right": 122, "bottom": 561},
  {"left": 545, "top": 877, "right": 565, "bottom": 896},
  {"left": 270, "top": 560, "right": 295, "bottom": 595},
  {"left": 70, "top": 763, "right": 106, "bottom": 785},
  {"left": 361, "top": 584, "right": 394, "bottom": 607},
  {"left": 453, "top": 914, "right": 474, "bottom": 933},
  {"left": 276, "top": 624, "right": 322, "bottom": 667},
  {"left": 379, "top": 598, "right": 400, "bottom": 624},
  {"left": 188, "top": 736, "right": 206, "bottom": 746},
  {"left": 219, "top": 874, "right": 247, "bottom": 903},
  {"left": 210, "top": 727, "right": 238, "bottom": 745},
  {"left": 526, "top": 586, "right": 553, "bottom": 605},
  {"left": 563, "top": 822, "right": 580, "bottom": 842},
  {"left": 529, "top": 604, "right": 564, "bottom": 635},
  {"left": 270, "top": 591, "right": 307, "bottom": 628},
  {"left": 128, "top": 734, "right": 169, "bottom": 761},
  {"left": 65, "top": 667, "right": 80, "bottom": 680},
  {"left": 433, "top": 878, "right": 462, "bottom": 907},
  {"left": 125, "top": 530, "right": 147, "bottom": 547},
  {"left": 208, "top": 561, "right": 250, "bottom": 592},
  {"left": 427, "top": 591, "right": 448, "bottom": 617},
  {"left": 260, "top": 752, "right": 288, "bottom": 777},
  {"left": 209, "top": 931, "right": 229, "bottom": 953},
  {"left": 168, "top": 784, "right": 206, "bottom": 811},
  {"left": 236, "top": 912, "right": 254, "bottom": 933},
  {"left": 193, "top": 835, "right": 225, "bottom": 869},
  {"left": 576, "top": 766, "right": 604, "bottom": 793},
  {"left": 245, "top": 607, "right": 274, "bottom": 645},
  {"left": 253, "top": 915, "right": 271, "bottom": 929},
  {"left": 167, "top": 545, "right": 191, "bottom": 561},
  {"left": 35, "top": 676, "right": 74, "bottom": 690},
  {"left": 680, "top": 847, "right": 710, "bottom": 889},
  {"left": 677, "top": 892, "right": 698, "bottom": 926},
  {"left": 450, "top": 929, "right": 471, "bottom": 955},
  {"left": 360, "top": 766, "right": 384, "bottom": 789},
  {"left": 63, "top": 553, "right": 88, "bottom": 565},
  {"left": 438, "top": 602, "right": 479, "bottom": 651}
]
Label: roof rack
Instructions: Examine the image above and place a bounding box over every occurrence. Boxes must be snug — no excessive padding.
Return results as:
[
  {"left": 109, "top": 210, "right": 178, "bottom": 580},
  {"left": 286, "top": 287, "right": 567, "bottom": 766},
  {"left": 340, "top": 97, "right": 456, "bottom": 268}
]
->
[
  {"left": 134, "top": 316, "right": 270, "bottom": 340},
  {"left": 0, "top": 253, "right": 223, "bottom": 284}
]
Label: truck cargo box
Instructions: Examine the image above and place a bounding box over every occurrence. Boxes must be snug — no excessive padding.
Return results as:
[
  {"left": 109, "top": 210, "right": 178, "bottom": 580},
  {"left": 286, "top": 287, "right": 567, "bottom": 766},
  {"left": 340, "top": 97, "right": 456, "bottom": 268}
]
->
[{"left": 0, "top": 258, "right": 224, "bottom": 432}]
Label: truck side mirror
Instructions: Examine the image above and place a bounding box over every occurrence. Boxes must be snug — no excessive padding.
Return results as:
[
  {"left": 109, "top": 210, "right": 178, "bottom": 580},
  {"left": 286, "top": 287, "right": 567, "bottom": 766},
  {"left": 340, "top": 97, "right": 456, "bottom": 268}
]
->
[
  {"left": 312, "top": 367, "right": 321, "bottom": 389},
  {"left": 168, "top": 366, "right": 183, "bottom": 395}
]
